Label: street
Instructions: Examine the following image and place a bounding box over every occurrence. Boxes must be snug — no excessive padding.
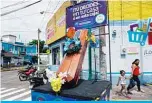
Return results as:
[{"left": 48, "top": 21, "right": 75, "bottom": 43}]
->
[
  {"left": 0, "top": 70, "right": 31, "bottom": 101},
  {"left": 1, "top": 0, "right": 152, "bottom": 102},
  {"left": 1, "top": 70, "right": 152, "bottom": 101}
]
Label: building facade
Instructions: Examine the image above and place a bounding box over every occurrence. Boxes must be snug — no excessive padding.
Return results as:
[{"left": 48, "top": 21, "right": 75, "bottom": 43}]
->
[
  {"left": 45, "top": 1, "right": 152, "bottom": 84},
  {"left": 46, "top": 1, "right": 72, "bottom": 65},
  {"left": 24, "top": 45, "right": 37, "bottom": 64},
  {"left": 1, "top": 35, "right": 37, "bottom": 68}
]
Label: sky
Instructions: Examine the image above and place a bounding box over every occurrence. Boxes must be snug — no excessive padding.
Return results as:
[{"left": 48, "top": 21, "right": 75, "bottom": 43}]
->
[{"left": 1, "top": 0, "right": 66, "bottom": 43}]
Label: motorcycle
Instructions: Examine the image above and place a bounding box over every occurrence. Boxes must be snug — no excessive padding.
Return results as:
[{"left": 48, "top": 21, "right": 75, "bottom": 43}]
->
[
  {"left": 18, "top": 65, "right": 37, "bottom": 81},
  {"left": 28, "top": 70, "right": 49, "bottom": 89},
  {"left": 29, "top": 77, "right": 44, "bottom": 88}
]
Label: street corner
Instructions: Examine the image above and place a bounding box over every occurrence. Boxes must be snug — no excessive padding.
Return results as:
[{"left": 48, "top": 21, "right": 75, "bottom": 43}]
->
[{"left": 1, "top": 0, "right": 152, "bottom": 101}]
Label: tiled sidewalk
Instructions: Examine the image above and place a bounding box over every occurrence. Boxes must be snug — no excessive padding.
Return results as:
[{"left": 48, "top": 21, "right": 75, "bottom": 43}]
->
[{"left": 111, "top": 85, "right": 152, "bottom": 101}]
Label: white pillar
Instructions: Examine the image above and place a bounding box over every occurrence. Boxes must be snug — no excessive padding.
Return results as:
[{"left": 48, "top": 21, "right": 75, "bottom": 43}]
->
[
  {"left": 60, "top": 43, "right": 63, "bottom": 64},
  {"left": 37, "top": 29, "right": 41, "bottom": 70},
  {"left": 49, "top": 48, "right": 52, "bottom": 65}
]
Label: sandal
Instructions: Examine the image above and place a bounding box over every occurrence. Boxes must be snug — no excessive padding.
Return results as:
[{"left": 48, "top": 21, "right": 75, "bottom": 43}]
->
[{"left": 137, "top": 90, "right": 144, "bottom": 93}]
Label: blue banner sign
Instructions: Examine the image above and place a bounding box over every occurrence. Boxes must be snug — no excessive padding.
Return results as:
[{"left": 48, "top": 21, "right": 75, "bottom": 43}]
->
[{"left": 66, "top": 1, "right": 107, "bottom": 30}]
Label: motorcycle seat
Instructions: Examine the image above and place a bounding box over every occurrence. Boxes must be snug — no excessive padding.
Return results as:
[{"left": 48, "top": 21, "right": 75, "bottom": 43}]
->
[{"left": 19, "top": 69, "right": 29, "bottom": 72}]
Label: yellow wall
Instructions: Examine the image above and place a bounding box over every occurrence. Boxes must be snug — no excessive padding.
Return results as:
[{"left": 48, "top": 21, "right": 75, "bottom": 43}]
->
[
  {"left": 109, "top": 1, "right": 152, "bottom": 20},
  {"left": 46, "top": 1, "right": 71, "bottom": 45},
  {"left": 46, "top": 17, "right": 55, "bottom": 44}
]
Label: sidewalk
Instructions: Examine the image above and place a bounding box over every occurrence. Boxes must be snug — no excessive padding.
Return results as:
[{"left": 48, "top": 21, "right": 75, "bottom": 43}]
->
[
  {"left": 111, "top": 85, "right": 152, "bottom": 101},
  {"left": 0, "top": 66, "right": 24, "bottom": 72}
]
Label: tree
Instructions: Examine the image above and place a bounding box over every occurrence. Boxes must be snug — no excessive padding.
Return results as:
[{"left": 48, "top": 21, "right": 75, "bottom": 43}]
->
[
  {"left": 32, "top": 56, "right": 38, "bottom": 64},
  {"left": 28, "top": 39, "right": 45, "bottom": 53}
]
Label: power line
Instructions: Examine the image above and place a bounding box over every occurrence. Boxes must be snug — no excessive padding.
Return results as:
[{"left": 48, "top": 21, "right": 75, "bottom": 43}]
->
[
  {"left": 40, "top": 0, "right": 63, "bottom": 29},
  {"left": 1, "top": 12, "right": 41, "bottom": 21},
  {"left": 40, "top": 0, "right": 62, "bottom": 29},
  {"left": 14, "top": 14, "right": 34, "bottom": 31},
  {"left": 1, "top": 0, "right": 30, "bottom": 9},
  {"left": 39, "top": 0, "right": 52, "bottom": 28},
  {"left": 2, "top": 31, "right": 37, "bottom": 32},
  {"left": 2, "top": 30, "right": 45, "bottom": 32},
  {"left": 48, "top": 0, "right": 63, "bottom": 20},
  {"left": 1, "top": 0, "right": 42, "bottom": 16}
]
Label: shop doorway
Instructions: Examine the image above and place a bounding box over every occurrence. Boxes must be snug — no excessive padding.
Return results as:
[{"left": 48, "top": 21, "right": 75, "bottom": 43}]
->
[
  {"left": 3, "top": 57, "right": 11, "bottom": 68},
  {"left": 52, "top": 47, "right": 60, "bottom": 65}
]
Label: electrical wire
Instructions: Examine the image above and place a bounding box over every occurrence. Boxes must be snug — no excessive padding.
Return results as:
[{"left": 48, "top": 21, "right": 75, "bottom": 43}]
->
[
  {"left": 2, "top": 29, "right": 39, "bottom": 33},
  {"left": 1, "top": 12, "right": 41, "bottom": 21},
  {"left": 40, "top": 0, "right": 63, "bottom": 29},
  {"left": 16, "top": 17, "right": 33, "bottom": 31},
  {"left": 1, "top": 0, "right": 29, "bottom": 9},
  {"left": 48, "top": 0, "right": 63, "bottom": 19},
  {"left": 2, "top": 31, "right": 37, "bottom": 32},
  {"left": 12, "top": 11, "right": 32, "bottom": 31},
  {"left": 1, "top": 0, "right": 42, "bottom": 16},
  {"left": 39, "top": 0, "right": 52, "bottom": 29}
]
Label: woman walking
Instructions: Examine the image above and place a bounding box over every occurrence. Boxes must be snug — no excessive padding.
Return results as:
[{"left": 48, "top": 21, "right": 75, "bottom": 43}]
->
[{"left": 127, "top": 59, "right": 143, "bottom": 94}]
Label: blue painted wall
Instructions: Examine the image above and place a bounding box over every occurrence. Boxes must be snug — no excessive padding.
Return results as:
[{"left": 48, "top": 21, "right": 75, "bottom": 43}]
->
[
  {"left": 26, "top": 45, "right": 37, "bottom": 55},
  {"left": 2, "top": 42, "right": 37, "bottom": 62},
  {"left": 2, "top": 42, "right": 14, "bottom": 52}
]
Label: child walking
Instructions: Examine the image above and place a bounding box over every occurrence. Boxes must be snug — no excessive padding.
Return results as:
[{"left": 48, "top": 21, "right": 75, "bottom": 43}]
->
[{"left": 117, "top": 70, "right": 131, "bottom": 99}]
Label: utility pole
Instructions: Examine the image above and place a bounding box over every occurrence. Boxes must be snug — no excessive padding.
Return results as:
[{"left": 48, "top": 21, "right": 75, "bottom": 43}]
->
[
  {"left": 139, "top": 1, "right": 144, "bottom": 84},
  {"left": 107, "top": 1, "right": 112, "bottom": 85},
  {"left": 99, "top": 26, "right": 107, "bottom": 80},
  {"left": 38, "top": 28, "right": 41, "bottom": 70}
]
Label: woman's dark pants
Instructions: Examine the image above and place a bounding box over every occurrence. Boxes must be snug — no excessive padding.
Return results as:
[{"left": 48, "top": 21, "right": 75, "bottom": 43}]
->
[{"left": 127, "top": 75, "right": 141, "bottom": 91}]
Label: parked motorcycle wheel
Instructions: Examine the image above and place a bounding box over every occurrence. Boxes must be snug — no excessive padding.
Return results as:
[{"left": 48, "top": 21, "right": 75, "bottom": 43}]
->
[{"left": 19, "top": 73, "right": 27, "bottom": 81}]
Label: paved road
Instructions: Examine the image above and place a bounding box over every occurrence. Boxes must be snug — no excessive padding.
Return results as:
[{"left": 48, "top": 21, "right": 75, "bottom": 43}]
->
[
  {"left": 1, "top": 70, "right": 31, "bottom": 101},
  {"left": 1, "top": 70, "right": 152, "bottom": 101}
]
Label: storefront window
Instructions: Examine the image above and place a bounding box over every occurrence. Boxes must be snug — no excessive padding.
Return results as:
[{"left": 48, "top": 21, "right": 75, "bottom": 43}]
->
[{"left": 52, "top": 47, "right": 60, "bottom": 65}]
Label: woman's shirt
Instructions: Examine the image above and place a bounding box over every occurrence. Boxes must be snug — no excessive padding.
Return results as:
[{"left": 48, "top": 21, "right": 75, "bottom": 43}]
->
[{"left": 132, "top": 64, "right": 140, "bottom": 76}]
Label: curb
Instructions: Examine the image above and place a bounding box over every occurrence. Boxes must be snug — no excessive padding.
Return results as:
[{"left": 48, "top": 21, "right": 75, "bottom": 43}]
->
[
  {"left": 0, "top": 68, "right": 18, "bottom": 72},
  {"left": 0, "top": 67, "right": 24, "bottom": 72}
]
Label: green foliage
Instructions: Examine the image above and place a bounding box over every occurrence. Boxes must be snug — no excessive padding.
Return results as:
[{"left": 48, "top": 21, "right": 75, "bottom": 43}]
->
[{"left": 28, "top": 39, "right": 45, "bottom": 53}]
